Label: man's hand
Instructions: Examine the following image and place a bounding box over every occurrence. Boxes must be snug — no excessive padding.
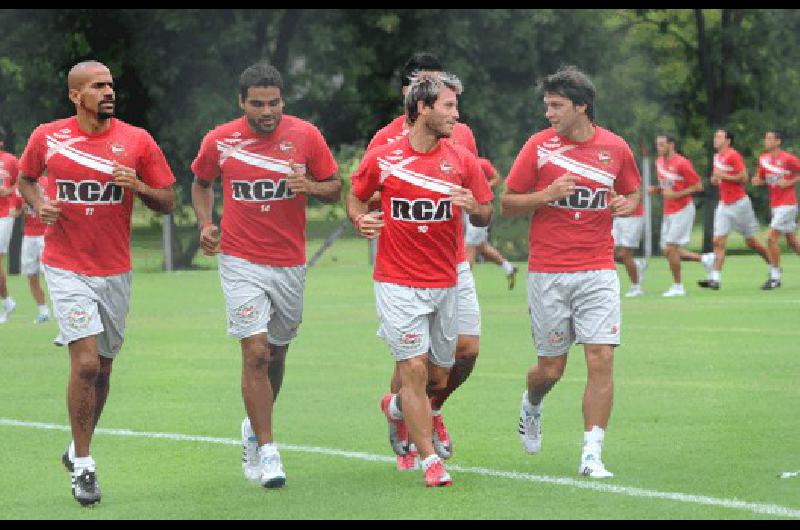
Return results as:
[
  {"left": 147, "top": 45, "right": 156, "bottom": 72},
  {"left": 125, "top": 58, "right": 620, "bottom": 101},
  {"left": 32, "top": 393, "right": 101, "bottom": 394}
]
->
[
  {"left": 648, "top": 185, "right": 661, "bottom": 196},
  {"left": 545, "top": 173, "right": 580, "bottom": 202},
  {"left": 449, "top": 186, "right": 478, "bottom": 214},
  {"left": 662, "top": 188, "right": 679, "bottom": 200},
  {"left": 37, "top": 198, "right": 62, "bottom": 225},
  {"left": 751, "top": 175, "right": 764, "bottom": 186},
  {"left": 710, "top": 174, "right": 721, "bottom": 186},
  {"left": 286, "top": 163, "right": 314, "bottom": 195},
  {"left": 777, "top": 179, "right": 795, "bottom": 189},
  {"left": 112, "top": 162, "right": 145, "bottom": 194},
  {"left": 199, "top": 223, "right": 221, "bottom": 256},
  {"left": 355, "top": 211, "right": 384, "bottom": 240},
  {"left": 610, "top": 191, "right": 637, "bottom": 217}
]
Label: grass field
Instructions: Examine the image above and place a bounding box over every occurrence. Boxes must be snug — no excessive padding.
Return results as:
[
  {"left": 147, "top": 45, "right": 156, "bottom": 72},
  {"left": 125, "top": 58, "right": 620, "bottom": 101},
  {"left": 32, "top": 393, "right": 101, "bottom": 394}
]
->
[{"left": 1, "top": 234, "right": 800, "bottom": 519}]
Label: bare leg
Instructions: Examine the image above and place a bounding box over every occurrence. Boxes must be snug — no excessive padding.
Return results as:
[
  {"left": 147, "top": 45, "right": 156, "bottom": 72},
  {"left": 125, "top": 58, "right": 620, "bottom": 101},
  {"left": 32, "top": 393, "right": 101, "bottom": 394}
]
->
[
  {"left": 767, "top": 229, "right": 782, "bottom": 268},
  {"left": 28, "top": 274, "right": 46, "bottom": 306},
  {"left": 477, "top": 242, "right": 504, "bottom": 266},
  {"left": 713, "top": 235, "right": 728, "bottom": 272},
  {"left": 582, "top": 344, "right": 614, "bottom": 431},
  {"left": 787, "top": 233, "right": 800, "bottom": 254},
  {"left": 745, "top": 235, "right": 772, "bottom": 265},
  {"left": 526, "top": 355, "right": 568, "bottom": 407},
  {"left": 0, "top": 255, "right": 7, "bottom": 299},
  {"left": 614, "top": 247, "right": 638, "bottom": 284},
  {"left": 429, "top": 335, "right": 478, "bottom": 410},
  {"left": 396, "top": 356, "right": 439, "bottom": 459},
  {"left": 678, "top": 248, "right": 701, "bottom": 262},
  {"left": 241, "top": 334, "right": 275, "bottom": 446},
  {"left": 67, "top": 336, "right": 102, "bottom": 458},
  {"left": 664, "top": 244, "right": 682, "bottom": 284}
]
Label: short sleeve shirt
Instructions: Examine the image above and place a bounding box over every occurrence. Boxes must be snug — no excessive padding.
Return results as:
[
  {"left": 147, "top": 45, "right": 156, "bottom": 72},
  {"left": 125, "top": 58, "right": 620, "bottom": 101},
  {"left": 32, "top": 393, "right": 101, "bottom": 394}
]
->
[
  {"left": 757, "top": 150, "right": 800, "bottom": 207},
  {"left": 0, "top": 151, "right": 19, "bottom": 218},
  {"left": 656, "top": 154, "right": 700, "bottom": 214},
  {"left": 714, "top": 147, "right": 746, "bottom": 205}
]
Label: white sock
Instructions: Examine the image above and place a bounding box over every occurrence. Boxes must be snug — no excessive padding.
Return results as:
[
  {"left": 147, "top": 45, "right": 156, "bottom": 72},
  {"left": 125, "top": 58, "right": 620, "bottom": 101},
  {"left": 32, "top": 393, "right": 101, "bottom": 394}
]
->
[
  {"left": 73, "top": 456, "right": 96, "bottom": 472},
  {"left": 630, "top": 283, "right": 640, "bottom": 289},
  {"left": 672, "top": 283, "right": 683, "bottom": 289},
  {"left": 431, "top": 408, "right": 442, "bottom": 417},
  {"left": 583, "top": 426, "right": 605, "bottom": 456},
  {"left": 259, "top": 442, "right": 278, "bottom": 457},
  {"left": 69, "top": 440, "right": 76, "bottom": 461},
  {"left": 421, "top": 454, "right": 440, "bottom": 470},
  {"left": 770, "top": 266, "right": 781, "bottom": 280},
  {"left": 38, "top": 305, "right": 49, "bottom": 316},
  {"left": 501, "top": 261, "right": 515, "bottom": 274},
  {"left": 710, "top": 270, "right": 721, "bottom": 282},
  {"left": 388, "top": 394, "right": 403, "bottom": 420},
  {"left": 4, "top": 296, "right": 13, "bottom": 310},
  {"left": 522, "top": 391, "right": 541, "bottom": 414}
]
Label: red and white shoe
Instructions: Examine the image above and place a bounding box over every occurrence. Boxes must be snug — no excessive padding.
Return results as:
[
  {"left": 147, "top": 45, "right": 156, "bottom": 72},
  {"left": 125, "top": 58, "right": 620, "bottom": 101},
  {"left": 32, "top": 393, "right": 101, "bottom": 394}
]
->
[
  {"left": 379, "top": 393, "right": 409, "bottom": 456},
  {"left": 423, "top": 456, "right": 452, "bottom": 487},
  {"left": 432, "top": 414, "right": 452, "bottom": 460},
  {"left": 396, "top": 444, "right": 420, "bottom": 471}
]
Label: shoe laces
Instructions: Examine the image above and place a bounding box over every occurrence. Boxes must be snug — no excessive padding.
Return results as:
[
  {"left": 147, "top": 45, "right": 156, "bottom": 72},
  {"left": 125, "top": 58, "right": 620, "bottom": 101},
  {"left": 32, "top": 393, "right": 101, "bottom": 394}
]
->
[{"left": 260, "top": 452, "right": 283, "bottom": 473}]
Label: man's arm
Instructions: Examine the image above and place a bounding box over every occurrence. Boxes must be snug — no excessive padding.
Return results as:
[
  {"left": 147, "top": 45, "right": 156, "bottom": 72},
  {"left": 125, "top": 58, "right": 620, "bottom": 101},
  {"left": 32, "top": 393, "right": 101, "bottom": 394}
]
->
[
  {"left": 610, "top": 187, "right": 642, "bottom": 217},
  {"left": 500, "top": 173, "right": 579, "bottom": 217},
  {"left": 191, "top": 177, "right": 220, "bottom": 256},
  {"left": 346, "top": 188, "right": 383, "bottom": 239},
  {"left": 18, "top": 174, "right": 61, "bottom": 224},
  {"left": 287, "top": 165, "right": 342, "bottom": 204},
  {"left": 662, "top": 181, "right": 703, "bottom": 200},
  {"left": 717, "top": 169, "right": 747, "bottom": 184},
  {"left": 112, "top": 162, "right": 175, "bottom": 214}
]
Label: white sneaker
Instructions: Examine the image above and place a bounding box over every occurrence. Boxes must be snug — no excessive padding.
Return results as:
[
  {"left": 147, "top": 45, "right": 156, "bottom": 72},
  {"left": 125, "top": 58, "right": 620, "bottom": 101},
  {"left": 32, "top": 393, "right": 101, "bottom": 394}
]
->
[
  {"left": 241, "top": 418, "right": 260, "bottom": 483},
  {"left": 634, "top": 258, "right": 648, "bottom": 286},
  {"left": 0, "top": 311, "right": 6, "bottom": 324},
  {"left": 4, "top": 297, "right": 16, "bottom": 316},
  {"left": 259, "top": 448, "right": 286, "bottom": 489},
  {"left": 579, "top": 453, "right": 614, "bottom": 478},
  {"left": 662, "top": 284, "right": 686, "bottom": 297},
  {"left": 518, "top": 391, "right": 542, "bottom": 454},
  {"left": 701, "top": 253, "right": 716, "bottom": 275},
  {"left": 624, "top": 285, "right": 644, "bottom": 297}
]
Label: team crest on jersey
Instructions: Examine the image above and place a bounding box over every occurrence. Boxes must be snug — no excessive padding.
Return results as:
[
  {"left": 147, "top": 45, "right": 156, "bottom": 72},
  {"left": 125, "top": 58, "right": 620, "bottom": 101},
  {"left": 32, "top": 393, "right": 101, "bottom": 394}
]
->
[
  {"left": 543, "top": 138, "right": 562, "bottom": 149},
  {"left": 598, "top": 151, "right": 612, "bottom": 165},
  {"left": 111, "top": 143, "right": 125, "bottom": 156},
  {"left": 53, "top": 130, "right": 73, "bottom": 140},
  {"left": 440, "top": 160, "right": 453, "bottom": 174},
  {"left": 279, "top": 140, "right": 294, "bottom": 152},
  {"left": 391, "top": 198, "right": 452, "bottom": 222},
  {"left": 223, "top": 137, "right": 242, "bottom": 144}
]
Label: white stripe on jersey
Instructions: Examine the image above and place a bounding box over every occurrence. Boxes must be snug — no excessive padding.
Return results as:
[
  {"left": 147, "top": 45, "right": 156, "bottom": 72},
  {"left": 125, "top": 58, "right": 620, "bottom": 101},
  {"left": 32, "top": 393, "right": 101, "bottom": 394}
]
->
[
  {"left": 713, "top": 156, "right": 733, "bottom": 172},
  {"left": 536, "top": 147, "right": 615, "bottom": 187},
  {"left": 45, "top": 136, "right": 114, "bottom": 175},
  {"left": 760, "top": 158, "right": 789, "bottom": 176},
  {"left": 377, "top": 158, "right": 461, "bottom": 195},
  {"left": 656, "top": 163, "right": 683, "bottom": 182},
  {"left": 216, "top": 141, "right": 307, "bottom": 175}
]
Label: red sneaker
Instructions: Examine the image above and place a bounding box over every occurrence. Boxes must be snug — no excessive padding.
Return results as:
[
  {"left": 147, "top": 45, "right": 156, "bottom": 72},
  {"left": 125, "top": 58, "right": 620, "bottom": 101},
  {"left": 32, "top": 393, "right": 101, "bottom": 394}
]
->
[
  {"left": 396, "top": 444, "right": 420, "bottom": 471},
  {"left": 432, "top": 414, "right": 452, "bottom": 459},
  {"left": 424, "top": 458, "right": 452, "bottom": 487},
  {"left": 379, "top": 393, "right": 409, "bottom": 455}
]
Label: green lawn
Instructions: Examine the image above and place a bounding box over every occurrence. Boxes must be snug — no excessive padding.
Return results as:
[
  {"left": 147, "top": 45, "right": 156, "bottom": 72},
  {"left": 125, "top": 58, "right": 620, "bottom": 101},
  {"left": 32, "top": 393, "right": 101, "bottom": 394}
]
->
[{"left": 1, "top": 235, "right": 799, "bottom": 519}]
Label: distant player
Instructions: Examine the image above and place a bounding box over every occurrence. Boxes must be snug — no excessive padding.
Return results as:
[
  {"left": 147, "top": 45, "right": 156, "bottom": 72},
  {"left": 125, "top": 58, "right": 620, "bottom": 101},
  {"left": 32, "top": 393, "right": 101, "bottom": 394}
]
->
[
  {"left": 501, "top": 66, "right": 641, "bottom": 478},
  {"left": 191, "top": 62, "right": 341, "bottom": 489},
  {"left": 465, "top": 157, "right": 519, "bottom": 289},
  {"left": 649, "top": 134, "right": 707, "bottom": 297},
  {"left": 698, "top": 128, "right": 772, "bottom": 290},
  {"left": 751, "top": 130, "right": 800, "bottom": 290},
  {"left": 15, "top": 177, "right": 52, "bottom": 322},
  {"left": 0, "top": 126, "right": 19, "bottom": 323},
  {"left": 366, "top": 52, "right": 484, "bottom": 470},
  {"left": 17, "top": 60, "right": 176, "bottom": 506},
  {"left": 348, "top": 71, "right": 493, "bottom": 487},
  {"left": 612, "top": 188, "right": 647, "bottom": 297}
]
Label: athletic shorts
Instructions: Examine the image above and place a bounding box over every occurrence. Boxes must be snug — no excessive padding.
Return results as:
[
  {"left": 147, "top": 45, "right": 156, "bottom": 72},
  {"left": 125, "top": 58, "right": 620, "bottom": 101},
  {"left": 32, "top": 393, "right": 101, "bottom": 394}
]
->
[
  {"left": 527, "top": 270, "right": 621, "bottom": 357},
  {"left": 457, "top": 261, "right": 481, "bottom": 336},
  {"left": 661, "top": 202, "right": 695, "bottom": 248},
  {"left": 374, "top": 281, "right": 458, "bottom": 368},
  {"left": 464, "top": 214, "right": 489, "bottom": 246},
  {"left": 770, "top": 205, "right": 798, "bottom": 234},
  {"left": 713, "top": 196, "right": 760, "bottom": 238},
  {"left": 612, "top": 216, "right": 644, "bottom": 249},
  {"left": 44, "top": 265, "right": 132, "bottom": 359},
  {"left": 20, "top": 236, "right": 45, "bottom": 276},
  {"left": 218, "top": 253, "right": 306, "bottom": 344},
  {"left": 0, "top": 217, "right": 13, "bottom": 255}
]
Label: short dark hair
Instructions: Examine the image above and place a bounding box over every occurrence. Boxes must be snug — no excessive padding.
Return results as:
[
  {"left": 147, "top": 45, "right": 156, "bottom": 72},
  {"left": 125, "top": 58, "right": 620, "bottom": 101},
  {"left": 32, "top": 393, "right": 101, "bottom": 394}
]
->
[
  {"left": 401, "top": 52, "right": 443, "bottom": 89},
  {"left": 717, "top": 127, "right": 734, "bottom": 146},
  {"left": 405, "top": 71, "right": 463, "bottom": 124},
  {"left": 239, "top": 62, "right": 283, "bottom": 100},
  {"left": 767, "top": 129, "right": 784, "bottom": 142},
  {"left": 541, "top": 65, "right": 596, "bottom": 121}
]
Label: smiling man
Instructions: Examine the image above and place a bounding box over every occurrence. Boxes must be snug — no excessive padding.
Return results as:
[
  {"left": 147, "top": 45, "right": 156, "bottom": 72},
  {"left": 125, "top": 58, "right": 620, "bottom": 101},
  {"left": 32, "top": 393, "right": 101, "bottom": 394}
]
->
[
  {"left": 16, "top": 60, "right": 177, "bottom": 506},
  {"left": 501, "top": 65, "right": 641, "bottom": 479},
  {"left": 191, "top": 62, "right": 341, "bottom": 490}
]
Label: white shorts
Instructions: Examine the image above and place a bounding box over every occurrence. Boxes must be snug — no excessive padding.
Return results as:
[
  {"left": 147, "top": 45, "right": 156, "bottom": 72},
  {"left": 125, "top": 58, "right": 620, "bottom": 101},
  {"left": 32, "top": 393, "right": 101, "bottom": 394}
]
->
[
  {"left": 44, "top": 265, "right": 132, "bottom": 358},
  {"left": 713, "top": 196, "right": 760, "bottom": 238},
  {"left": 457, "top": 261, "right": 481, "bottom": 336},
  {"left": 612, "top": 216, "right": 644, "bottom": 249},
  {"left": 374, "top": 281, "right": 458, "bottom": 368},
  {"left": 770, "top": 205, "right": 798, "bottom": 234},
  {"left": 464, "top": 213, "right": 489, "bottom": 247},
  {"left": 0, "top": 217, "right": 13, "bottom": 255},
  {"left": 661, "top": 202, "right": 695, "bottom": 248},
  {"left": 218, "top": 253, "right": 306, "bottom": 344},
  {"left": 21, "top": 236, "right": 45, "bottom": 276},
  {"left": 527, "top": 270, "right": 621, "bottom": 357}
]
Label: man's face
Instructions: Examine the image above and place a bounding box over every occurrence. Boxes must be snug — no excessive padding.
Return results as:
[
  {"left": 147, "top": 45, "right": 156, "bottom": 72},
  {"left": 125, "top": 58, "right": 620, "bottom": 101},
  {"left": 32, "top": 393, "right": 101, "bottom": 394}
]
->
[
  {"left": 420, "top": 86, "right": 459, "bottom": 139},
  {"left": 656, "top": 136, "right": 672, "bottom": 157},
  {"left": 71, "top": 69, "right": 115, "bottom": 120},
  {"left": 544, "top": 93, "right": 584, "bottom": 136},
  {"left": 240, "top": 86, "right": 284, "bottom": 134},
  {"left": 713, "top": 130, "right": 728, "bottom": 151},
  {"left": 764, "top": 132, "right": 781, "bottom": 151}
]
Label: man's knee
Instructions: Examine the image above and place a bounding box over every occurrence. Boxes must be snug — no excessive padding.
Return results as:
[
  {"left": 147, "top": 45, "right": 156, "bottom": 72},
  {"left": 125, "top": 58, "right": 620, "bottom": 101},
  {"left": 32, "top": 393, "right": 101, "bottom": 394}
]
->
[
  {"left": 532, "top": 357, "right": 566, "bottom": 385},
  {"left": 455, "top": 335, "right": 479, "bottom": 359},
  {"left": 585, "top": 345, "right": 614, "bottom": 374},
  {"left": 242, "top": 338, "right": 270, "bottom": 370}
]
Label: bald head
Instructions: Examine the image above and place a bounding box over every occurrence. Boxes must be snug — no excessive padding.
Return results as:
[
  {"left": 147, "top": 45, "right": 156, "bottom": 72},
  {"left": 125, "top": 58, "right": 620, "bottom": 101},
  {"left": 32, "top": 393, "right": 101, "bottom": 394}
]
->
[{"left": 68, "top": 61, "right": 111, "bottom": 90}]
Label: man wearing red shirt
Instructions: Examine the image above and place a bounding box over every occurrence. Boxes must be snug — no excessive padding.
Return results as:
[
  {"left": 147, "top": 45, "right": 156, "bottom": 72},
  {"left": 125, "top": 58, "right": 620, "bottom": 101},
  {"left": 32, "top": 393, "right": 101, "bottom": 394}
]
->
[
  {"left": 698, "top": 128, "right": 771, "bottom": 290},
  {"left": 501, "top": 66, "right": 641, "bottom": 478},
  {"left": 191, "top": 62, "right": 341, "bottom": 490},
  {"left": 612, "top": 184, "right": 647, "bottom": 297},
  {"left": 751, "top": 130, "right": 800, "bottom": 290},
  {"left": 649, "top": 134, "right": 706, "bottom": 297},
  {"left": 348, "top": 71, "right": 493, "bottom": 487},
  {"left": 0, "top": 127, "right": 20, "bottom": 323},
  {"left": 17, "top": 61, "right": 176, "bottom": 506},
  {"left": 15, "top": 176, "right": 52, "bottom": 322}
]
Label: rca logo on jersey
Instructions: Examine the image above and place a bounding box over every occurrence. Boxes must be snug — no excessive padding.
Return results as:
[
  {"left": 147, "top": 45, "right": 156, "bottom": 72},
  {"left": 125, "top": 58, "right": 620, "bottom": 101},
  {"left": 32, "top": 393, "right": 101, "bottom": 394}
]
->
[
  {"left": 391, "top": 198, "right": 452, "bottom": 222},
  {"left": 56, "top": 180, "right": 124, "bottom": 204},
  {"left": 598, "top": 151, "right": 612, "bottom": 165},
  {"left": 111, "top": 143, "right": 125, "bottom": 156},
  {"left": 53, "top": 129, "right": 72, "bottom": 140},
  {"left": 231, "top": 179, "right": 295, "bottom": 202},
  {"left": 550, "top": 186, "right": 610, "bottom": 210}
]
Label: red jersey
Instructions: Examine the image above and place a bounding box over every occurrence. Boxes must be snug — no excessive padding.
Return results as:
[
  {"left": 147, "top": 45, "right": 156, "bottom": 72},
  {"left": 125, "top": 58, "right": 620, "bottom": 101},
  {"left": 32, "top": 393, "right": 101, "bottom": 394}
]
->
[
  {"left": 506, "top": 126, "right": 641, "bottom": 273},
  {"left": 0, "top": 151, "right": 19, "bottom": 217},
  {"left": 192, "top": 115, "right": 338, "bottom": 267},
  {"left": 17, "top": 176, "right": 49, "bottom": 237},
  {"left": 656, "top": 154, "right": 700, "bottom": 214},
  {"left": 19, "top": 117, "right": 176, "bottom": 276},
  {"left": 757, "top": 150, "right": 800, "bottom": 208},
  {"left": 479, "top": 158, "right": 497, "bottom": 184},
  {"left": 713, "top": 147, "right": 746, "bottom": 205},
  {"left": 367, "top": 115, "right": 478, "bottom": 263},
  {"left": 351, "top": 136, "right": 493, "bottom": 288}
]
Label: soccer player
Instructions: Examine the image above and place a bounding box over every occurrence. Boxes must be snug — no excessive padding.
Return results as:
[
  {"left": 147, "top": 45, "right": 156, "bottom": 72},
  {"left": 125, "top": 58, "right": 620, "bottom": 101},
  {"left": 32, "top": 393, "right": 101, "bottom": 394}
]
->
[
  {"left": 649, "top": 134, "right": 707, "bottom": 297},
  {"left": 348, "top": 71, "right": 493, "bottom": 487},
  {"left": 465, "top": 157, "right": 519, "bottom": 289},
  {"left": 501, "top": 66, "right": 641, "bottom": 478},
  {"left": 751, "top": 130, "right": 800, "bottom": 290},
  {"left": 612, "top": 194, "right": 647, "bottom": 297},
  {"left": 191, "top": 62, "right": 341, "bottom": 489},
  {"left": 15, "top": 177, "right": 52, "bottom": 322},
  {"left": 0, "top": 126, "right": 19, "bottom": 323},
  {"left": 698, "top": 128, "right": 772, "bottom": 290},
  {"left": 366, "top": 52, "right": 486, "bottom": 470},
  {"left": 17, "top": 60, "right": 176, "bottom": 506}
]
